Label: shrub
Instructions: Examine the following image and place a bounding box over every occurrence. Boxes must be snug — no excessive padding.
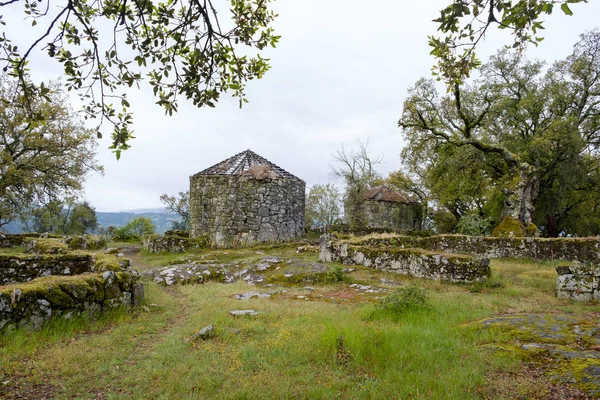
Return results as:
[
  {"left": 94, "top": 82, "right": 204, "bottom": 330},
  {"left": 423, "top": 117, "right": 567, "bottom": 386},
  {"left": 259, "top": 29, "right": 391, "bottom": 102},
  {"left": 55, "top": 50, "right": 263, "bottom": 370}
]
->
[
  {"left": 377, "top": 285, "right": 428, "bottom": 314},
  {"left": 456, "top": 214, "right": 492, "bottom": 236},
  {"left": 327, "top": 265, "right": 346, "bottom": 283}
]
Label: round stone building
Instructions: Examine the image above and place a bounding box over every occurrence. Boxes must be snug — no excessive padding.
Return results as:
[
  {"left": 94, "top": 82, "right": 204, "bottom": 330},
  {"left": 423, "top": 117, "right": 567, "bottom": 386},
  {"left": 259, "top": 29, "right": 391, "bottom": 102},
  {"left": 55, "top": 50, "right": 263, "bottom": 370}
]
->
[{"left": 189, "top": 150, "right": 305, "bottom": 247}]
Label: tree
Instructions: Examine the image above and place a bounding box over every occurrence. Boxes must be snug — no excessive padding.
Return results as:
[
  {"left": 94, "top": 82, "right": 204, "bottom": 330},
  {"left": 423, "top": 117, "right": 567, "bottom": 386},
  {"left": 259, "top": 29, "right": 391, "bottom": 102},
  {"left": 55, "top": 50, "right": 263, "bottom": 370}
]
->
[
  {"left": 160, "top": 191, "right": 190, "bottom": 231},
  {"left": 1, "top": 0, "right": 278, "bottom": 156},
  {"left": 27, "top": 199, "right": 98, "bottom": 234},
  {"left": 305, "top": 184, "right": 342, "bottom": 231},
  {"left": 374, "top": 170, "right": 432, "bottom": 229},
  {"left": 431, "top": 0, "right": 587, "bottom": 85},
  {"left": 331, "top": 141, "right": 381, "bottom": 232},
  {"left": 400, "top": 30, "right": 600, "bottom": 235},
  {"left": 114, "top": 216, "right": 155, "bottom": 240},
  {"left": 0, "top": 76, "right": 102, "bottom": 230}
]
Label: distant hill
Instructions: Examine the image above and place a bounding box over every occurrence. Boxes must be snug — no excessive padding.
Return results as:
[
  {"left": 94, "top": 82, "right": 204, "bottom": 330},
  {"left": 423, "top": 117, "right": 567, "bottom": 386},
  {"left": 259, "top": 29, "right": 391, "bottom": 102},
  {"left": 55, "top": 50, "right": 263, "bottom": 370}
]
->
[
  {"left": 2, "top": 209, "right": 180, "bottom": 235},
  {"left": 96, "top": 211, "right": 178, "bottom": 234}
]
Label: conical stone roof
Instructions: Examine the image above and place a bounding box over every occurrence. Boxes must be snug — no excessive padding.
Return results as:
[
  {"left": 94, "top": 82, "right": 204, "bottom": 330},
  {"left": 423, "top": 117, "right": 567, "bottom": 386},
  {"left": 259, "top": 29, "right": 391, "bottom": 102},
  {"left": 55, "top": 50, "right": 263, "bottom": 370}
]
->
[{"left": 192, "top": 149, "right": 303, "bottom": 182}]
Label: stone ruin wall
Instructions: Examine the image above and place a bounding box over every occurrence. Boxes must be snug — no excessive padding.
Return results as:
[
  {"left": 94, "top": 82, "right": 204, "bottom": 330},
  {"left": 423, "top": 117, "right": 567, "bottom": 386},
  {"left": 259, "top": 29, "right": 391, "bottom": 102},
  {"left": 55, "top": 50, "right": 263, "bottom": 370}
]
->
[
  {"left": 0, "top": 235, "right": 143, "bottom": 331},
  {"left": 556, "top": 263, "right": 600, "bottom": 301},
  {"left": 349, "top": 234, "right": 600, "bottom": 264},
  {"left": 320, "top": 238, "right": 490, "bottom": 283},
  {"left": 325, "top": 234, "right": 600, "bottom": 300},
  {"left": 189, "top": 174, "right": 305, "bottom": 247},
  {"left": 363, "top": 201, "right": 422, "bottom": 231}
]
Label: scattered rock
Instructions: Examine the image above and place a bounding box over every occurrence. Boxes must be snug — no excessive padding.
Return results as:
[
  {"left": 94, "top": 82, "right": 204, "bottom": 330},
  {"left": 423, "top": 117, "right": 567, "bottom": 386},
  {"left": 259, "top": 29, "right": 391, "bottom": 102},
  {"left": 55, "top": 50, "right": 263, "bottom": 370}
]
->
[
  {"left": 190, "top": 324, "right": 214, "bottom": 341},
  {"left": 229, "top": 310, "right": 258, "bottom": 317},
  {"left": 235, "top": 292, "right": 272, "bottom": 300},
  {"left": 104, "top": 248, "right": 119, "bottom": 254},
  {"left": 476, "top": 313, "right": 600, "bottom": 396}
]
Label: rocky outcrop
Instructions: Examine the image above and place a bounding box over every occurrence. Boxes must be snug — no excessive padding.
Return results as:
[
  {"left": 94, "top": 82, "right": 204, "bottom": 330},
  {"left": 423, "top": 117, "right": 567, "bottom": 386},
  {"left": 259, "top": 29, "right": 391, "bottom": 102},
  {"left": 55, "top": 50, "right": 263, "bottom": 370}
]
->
[
  {"left": 142, "top": 257, "right": 331, "bottom": 286},
  {"left": 556, "top": 262, "right": 600, "bottom": 301}
]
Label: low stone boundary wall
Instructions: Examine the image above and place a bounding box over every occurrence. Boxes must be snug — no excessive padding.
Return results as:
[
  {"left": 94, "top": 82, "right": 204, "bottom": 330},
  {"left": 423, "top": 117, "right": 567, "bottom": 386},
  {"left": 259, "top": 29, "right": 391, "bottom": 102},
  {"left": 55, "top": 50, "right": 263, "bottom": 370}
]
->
[
  {"left": 556, "top": 263, "right": 599, "bottom": 301},
  {"left": 0, "top": 271, "right": 144, "bottom": 331},
  {"left": 0, "top": 254, "right": 93, "bottom": 285},
  {"left": 144, "top": 234, "right": 189, "bottom": 253},
  {"left": 320, "top": 241, "right": 490, "bottom": 283},
  {"left": 341, "top": 235, "right": 600, "bottom": 263},
  {"left": 0, "top": 253, "right": 130, "bottom": 286},
  {"left": 143, "top": 233, "right": 209, "bottom": 254}
]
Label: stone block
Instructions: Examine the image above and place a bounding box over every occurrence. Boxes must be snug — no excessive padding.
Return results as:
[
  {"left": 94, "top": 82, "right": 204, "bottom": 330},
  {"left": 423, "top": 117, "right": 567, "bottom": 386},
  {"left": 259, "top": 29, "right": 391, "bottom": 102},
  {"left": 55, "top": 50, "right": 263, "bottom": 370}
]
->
[{"left": 556, "top": 275, "right": 595, "bottom": 293}]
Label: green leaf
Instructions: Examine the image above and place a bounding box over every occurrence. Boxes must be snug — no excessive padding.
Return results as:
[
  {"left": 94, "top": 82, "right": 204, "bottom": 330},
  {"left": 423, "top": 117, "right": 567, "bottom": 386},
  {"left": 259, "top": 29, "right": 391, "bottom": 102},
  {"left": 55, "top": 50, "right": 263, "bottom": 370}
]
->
[{"left": 561, "top": 3, "right": 573, "bottom": 16}]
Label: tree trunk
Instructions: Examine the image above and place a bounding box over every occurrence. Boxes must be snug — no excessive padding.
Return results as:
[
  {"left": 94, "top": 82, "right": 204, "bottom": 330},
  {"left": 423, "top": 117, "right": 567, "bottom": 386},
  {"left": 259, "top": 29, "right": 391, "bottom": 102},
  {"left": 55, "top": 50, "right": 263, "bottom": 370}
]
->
[
  {"left": 546, "top": 214, "right": 558, "bottom": 237},
  {"left": 502, "top": 163, "right": 539, "bottom": 226}
]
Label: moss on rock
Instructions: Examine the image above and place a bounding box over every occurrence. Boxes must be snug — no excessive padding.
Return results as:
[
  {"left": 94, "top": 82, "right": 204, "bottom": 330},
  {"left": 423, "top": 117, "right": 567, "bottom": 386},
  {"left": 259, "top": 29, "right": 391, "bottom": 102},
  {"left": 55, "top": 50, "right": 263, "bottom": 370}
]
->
[{"left": 491, "top": 216, "right": 526, "bottom": 238}]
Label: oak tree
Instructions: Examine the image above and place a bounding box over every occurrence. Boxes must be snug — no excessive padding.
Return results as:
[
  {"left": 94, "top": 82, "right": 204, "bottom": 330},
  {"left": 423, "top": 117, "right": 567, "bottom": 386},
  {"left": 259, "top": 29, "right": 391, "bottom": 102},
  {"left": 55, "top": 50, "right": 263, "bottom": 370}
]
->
[
  {"left": 1, "top": 0, "right": 278, "bottom": 156},
  {"left": 0, "top": 76, "right": 101, "bottom": 230}
]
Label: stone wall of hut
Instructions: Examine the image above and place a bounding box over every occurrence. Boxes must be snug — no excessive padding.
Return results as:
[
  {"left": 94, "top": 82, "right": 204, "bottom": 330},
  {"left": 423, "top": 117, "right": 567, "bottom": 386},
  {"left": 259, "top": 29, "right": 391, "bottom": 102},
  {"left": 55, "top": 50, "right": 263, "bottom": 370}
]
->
[
  {"left": 363, "top": 201, "right": 422, "bottom": 231},
  {"left": 189, "top": 174, "right": 305, "bottom": 247}
]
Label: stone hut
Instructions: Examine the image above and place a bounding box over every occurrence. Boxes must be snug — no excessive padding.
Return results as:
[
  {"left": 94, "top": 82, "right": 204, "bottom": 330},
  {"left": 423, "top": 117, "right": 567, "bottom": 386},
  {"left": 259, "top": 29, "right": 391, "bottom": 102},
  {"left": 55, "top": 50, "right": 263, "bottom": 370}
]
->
[
  {"left": 189, "top": 150, "right": 305, "bottom": 247},
  {"left": 362, "top": 186, "right": 422, "bottom": 231}
]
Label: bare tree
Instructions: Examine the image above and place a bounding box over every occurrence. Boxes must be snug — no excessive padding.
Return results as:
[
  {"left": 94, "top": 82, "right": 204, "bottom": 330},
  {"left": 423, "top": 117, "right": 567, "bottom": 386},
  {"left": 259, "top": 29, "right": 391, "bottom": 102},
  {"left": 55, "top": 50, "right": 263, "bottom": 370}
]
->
[{"left": 331, "top": 140, "right": 382, "bottom": 231}]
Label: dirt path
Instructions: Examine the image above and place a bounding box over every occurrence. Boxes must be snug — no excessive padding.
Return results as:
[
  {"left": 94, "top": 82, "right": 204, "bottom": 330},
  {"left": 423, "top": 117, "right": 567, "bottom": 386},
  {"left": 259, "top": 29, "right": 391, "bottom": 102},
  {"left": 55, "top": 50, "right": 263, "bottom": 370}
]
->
[{"left": 120, "top": 246, "right": 154, "bottom": 271}]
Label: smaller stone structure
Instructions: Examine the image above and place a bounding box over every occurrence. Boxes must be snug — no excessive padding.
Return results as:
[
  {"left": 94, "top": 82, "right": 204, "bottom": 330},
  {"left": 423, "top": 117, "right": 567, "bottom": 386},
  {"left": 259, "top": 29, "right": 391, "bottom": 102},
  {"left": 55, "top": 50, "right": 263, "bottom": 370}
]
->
[
  {"left": 556, "top": 262, "right": 600, "bottom": 301},
  {"left": 362, "top": 187, "right": 422, "bottom": 231},
  {"left": 189, "top": 150, "right": 305, "bottom": 247}
]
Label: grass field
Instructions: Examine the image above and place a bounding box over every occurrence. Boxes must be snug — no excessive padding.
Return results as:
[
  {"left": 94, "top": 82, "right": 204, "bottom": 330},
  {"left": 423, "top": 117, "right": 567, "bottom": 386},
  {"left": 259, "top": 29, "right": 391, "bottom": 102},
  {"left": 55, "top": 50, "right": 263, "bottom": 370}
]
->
[{"left": 0, "top": 246, "right": 597, "bottom": 399}]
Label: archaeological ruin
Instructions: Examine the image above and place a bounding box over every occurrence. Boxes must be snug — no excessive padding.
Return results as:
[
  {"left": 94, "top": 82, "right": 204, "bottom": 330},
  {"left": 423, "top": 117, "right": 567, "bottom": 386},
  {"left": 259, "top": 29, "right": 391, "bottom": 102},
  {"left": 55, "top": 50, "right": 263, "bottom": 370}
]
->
[
  {"left": 189, "top": 149, "right": 305, "bottom": 247},
  {"left": 362, "top": 186, "right": 422, "bottom": 231}
]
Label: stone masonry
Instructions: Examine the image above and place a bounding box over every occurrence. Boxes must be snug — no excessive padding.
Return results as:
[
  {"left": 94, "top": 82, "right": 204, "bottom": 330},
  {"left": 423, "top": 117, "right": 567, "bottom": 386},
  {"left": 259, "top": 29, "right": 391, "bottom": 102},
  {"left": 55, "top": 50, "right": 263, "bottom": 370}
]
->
[
  {"left": 556, "top": 262, "right": 600, "bottom": 301},
  {"left": 189, "top": 150, "right": 305, "bottom": 247},
  {"left": 362, "top": 187, "right": 422, "bottom": 231}
]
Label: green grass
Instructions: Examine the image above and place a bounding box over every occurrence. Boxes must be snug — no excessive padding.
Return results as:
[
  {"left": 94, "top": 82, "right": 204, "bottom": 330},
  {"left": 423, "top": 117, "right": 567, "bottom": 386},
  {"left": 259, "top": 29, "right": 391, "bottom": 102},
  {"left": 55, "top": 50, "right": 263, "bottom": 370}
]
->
[{"left": 0, "top": 251, "right": 597, "bottom": 399}]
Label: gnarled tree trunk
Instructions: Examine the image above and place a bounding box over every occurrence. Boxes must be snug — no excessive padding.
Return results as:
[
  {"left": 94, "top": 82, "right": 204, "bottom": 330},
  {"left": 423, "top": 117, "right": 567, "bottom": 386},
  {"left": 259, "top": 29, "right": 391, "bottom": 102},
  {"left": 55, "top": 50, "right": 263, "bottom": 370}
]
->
[{"left": 501, "top": 163, "right": 539, "bottom": 226}]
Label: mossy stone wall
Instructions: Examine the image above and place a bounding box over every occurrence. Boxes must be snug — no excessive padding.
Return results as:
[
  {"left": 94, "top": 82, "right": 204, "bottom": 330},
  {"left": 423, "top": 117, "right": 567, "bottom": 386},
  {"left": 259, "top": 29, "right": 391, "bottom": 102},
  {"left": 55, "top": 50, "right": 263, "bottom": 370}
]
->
[
  {"left": 347, "top": 235, "right": 600, "bottom": 263},
  {"left": 363, "top": 201, "right": 422, "bottom": 231},
  {"left": 0, "top": 253, "right": 130, "bottom": 286},
  {"left": 320, "top": 240, "right": 490, "bottom": 283},
  {"left": 189, "top": 174, "right": 305, "bottom": 247},
  {"left": 0, "top": 254, "right": 94, "bottom": 285},
  {"left": 556, "top": 263, "right": 600, "bottom": 301},
  {"left": 0, "top": 271, "right": 144, "bottom": 331}
]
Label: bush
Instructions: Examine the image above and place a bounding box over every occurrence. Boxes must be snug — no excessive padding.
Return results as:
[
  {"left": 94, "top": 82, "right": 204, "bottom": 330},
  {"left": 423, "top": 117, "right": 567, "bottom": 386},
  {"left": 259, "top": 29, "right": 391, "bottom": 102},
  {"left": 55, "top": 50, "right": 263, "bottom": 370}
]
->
[
  {"left": 377, "top": 285, "right": 428, "bottom": 314},
  {"left": 113, "top": 217, "right": 156, "bottom": 241},
  {"left": 456, "top": 214, "right": 492, "bottom": 236},
  {"left": 327, "top": 265, "right": 346, "bottom": 283}
]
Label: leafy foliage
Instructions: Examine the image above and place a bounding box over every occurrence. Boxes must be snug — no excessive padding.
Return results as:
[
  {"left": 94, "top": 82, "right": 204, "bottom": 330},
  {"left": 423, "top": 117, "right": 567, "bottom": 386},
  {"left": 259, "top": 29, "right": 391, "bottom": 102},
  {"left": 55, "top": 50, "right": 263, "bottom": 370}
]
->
[
  {"left": 456, "top": 214, "right": 493, "bottom": 236},
  {"left": 377, "top": 285, "right": 428, "bottom": 314},
  {"left": 114, "top": 216, "right": 155, "bottom": 240},
  {"left": 431, "top": 0, "right": 587, "bottom": 85},
  {"left": 0, "top": 0, "right": 279, "bottom": 156},
  {"left": 326, "top": 265, "right": 346, "bottom": 283},
  {"left": 399, "top": 30, "right": 600, "bottom": 236},
  {"left": 160, "top": 191, "right": 190, "bottom": 231},
  {"left": 305, "top": 184, "right": 342, "bottom": 231},
  {"left": 0, "top": 76, "right": 101, "bottom": 230},
  {"left": 27, "top": 200, "right": 98, "bottom": 235}
]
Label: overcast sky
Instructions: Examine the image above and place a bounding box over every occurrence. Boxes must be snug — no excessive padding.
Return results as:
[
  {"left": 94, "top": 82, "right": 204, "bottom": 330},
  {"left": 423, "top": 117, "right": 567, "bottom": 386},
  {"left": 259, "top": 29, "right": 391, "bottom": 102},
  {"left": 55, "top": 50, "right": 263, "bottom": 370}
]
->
[{"left": 5, "top": 1, "right": 600, "bottom": 211}]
